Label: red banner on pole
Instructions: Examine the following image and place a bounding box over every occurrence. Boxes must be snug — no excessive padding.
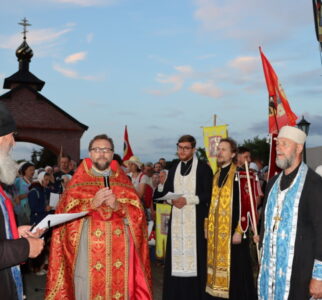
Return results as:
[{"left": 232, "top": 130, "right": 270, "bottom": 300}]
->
[
  {"left": 123, "top": 125, "right": 134, "bottom": 161},
  {"left": 259, "top": 47, "right": 297, "bottom": 134}
]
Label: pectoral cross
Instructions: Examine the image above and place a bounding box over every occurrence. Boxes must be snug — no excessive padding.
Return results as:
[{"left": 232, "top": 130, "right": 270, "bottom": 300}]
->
[{"left": 273, "top": 215, "right": 282, "bottom": 231}]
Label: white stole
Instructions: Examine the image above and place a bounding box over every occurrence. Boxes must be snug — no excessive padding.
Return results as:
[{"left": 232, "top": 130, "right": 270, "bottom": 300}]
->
[{"left": 171, "top": 155, "right": 198, "bottom": 277}]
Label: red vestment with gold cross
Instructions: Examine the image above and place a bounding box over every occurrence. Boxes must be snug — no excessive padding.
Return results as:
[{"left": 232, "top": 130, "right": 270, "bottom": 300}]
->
[{"left": 45, "top": 158, "right": 152, "bottom": 300}]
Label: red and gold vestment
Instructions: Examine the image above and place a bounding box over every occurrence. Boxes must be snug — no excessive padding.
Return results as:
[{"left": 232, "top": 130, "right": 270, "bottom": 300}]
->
[{"left": 45, "top": 158, "right": 152, "bottom": 300}]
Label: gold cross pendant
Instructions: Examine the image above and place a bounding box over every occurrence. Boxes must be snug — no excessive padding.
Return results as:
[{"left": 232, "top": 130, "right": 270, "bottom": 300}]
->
[{"left": 273, "top": 215, "right": 282, "bottom": 231}]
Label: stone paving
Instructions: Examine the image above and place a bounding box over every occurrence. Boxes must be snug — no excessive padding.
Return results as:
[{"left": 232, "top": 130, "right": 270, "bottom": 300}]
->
[{"left": 23, "top": 260, "right": 164, "bottom": 300}]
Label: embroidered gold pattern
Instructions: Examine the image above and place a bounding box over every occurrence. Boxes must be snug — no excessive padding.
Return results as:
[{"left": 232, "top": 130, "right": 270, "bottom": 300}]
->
[
  {"left": 93, "top": 295, "right": 103, "bottom": 300},
  {"left": 94, "top": 229, "right": 103, "bottom": 238},
  {"left": 113, "top": 291, "right": 123, "bottom": 299},
  {"left": 94, "top": 261, "right": 104, "bottom": 271},
  {"left": 113, "top": 259, "right": 123, "bottom": 269},
  {"left": 114, "top": 228, "right": 122, "bottom": 236}
]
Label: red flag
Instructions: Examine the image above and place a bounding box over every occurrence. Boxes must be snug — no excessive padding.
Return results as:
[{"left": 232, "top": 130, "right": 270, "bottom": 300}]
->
[
  {"left": 123, "top": 125, "right": 134, "bottom": 161},
  {"left": 259, "top": 47, "right": 297, "bottom": 134}
]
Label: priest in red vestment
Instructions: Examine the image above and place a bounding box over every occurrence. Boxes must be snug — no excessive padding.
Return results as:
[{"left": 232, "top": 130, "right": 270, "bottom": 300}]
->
[{"left": 45, "top": 134, "right": 152, "bottom": 300}]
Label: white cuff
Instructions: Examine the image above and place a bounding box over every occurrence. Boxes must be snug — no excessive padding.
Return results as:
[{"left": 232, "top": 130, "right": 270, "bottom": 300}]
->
[{"left": 184, "top": 194, "right": 199, "bottom": 205}]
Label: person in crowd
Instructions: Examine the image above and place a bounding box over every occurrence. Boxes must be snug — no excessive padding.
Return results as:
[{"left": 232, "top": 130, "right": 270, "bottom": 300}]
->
[
  {"left": 45, "top": 134, "right": 152, "bottom": 300},
  {"left": 61, "top": 174, "right": 72, "bottom": 192},
  {"left": 159, "top": 157, "right": 167, "bottom": 170},
  {"left": 0, "top": 103, "right": 44, "bottom": 299},
  {"left": 14, "top": 161, "right": 35, "bottom": 225},
  {"left": 53, "top": 154, "right": 74, "bottom": 194},
  {"left": 237, "top": 146, "right": 251, "bottom": 168},
  {"left": 125, "top": 156, "right": 153, "bottom": 219},
  {"left": 257, "top": 126, "right": 322, "bottom": 300},
  {"left": 154, "top": 162, "right": 162, "bottom": 173},
  {"left": 206, "top": 138, "right": 257, "bottom": 300},
  {"left": 156, "top": 134, "right": 213, "bottom": 300},
  {"left": 28, "top": 171, "right": 51, "bottom": 226}
]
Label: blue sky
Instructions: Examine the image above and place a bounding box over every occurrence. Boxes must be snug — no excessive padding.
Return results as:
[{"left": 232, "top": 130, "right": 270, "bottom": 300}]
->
[{"left": 1, "top": 0, "right": 321, "bottom": 163}]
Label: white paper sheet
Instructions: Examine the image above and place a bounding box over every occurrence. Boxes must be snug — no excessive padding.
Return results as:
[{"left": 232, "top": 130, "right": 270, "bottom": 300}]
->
[
  {"left": 49, "top": 193, "right": 60, "bottom": 208},
  {"left": 154, "top": 192, "right": 183, "bottom": 201},
  {"left": 31, "top": 211, "right": 88, "bottom": 233}
]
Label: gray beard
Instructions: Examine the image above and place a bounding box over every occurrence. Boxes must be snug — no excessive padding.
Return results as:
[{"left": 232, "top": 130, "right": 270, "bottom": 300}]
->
[
  {"left": 276, "top": 152, "right": 295, "bottom": 170},
  {"left": 0, "top": 152, "right": 18, "bottom": 185}
]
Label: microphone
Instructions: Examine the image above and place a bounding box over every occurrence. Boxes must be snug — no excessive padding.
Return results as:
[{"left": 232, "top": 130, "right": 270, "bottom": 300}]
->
[
  {"left": 102, "top": 170, "right": 111, "bottom": 188},
  {"left": 104, "top": 175, "right": 110, "bottom": 188}
]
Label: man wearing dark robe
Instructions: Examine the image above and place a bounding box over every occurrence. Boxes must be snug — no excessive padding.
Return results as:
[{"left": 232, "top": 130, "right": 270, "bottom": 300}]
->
[
  {"left": 158, "top": 134, "right": 213, "bottom": 300},
  {"left": 205, "top": 138, "right": 257, "bottom": 300},
  {"left": 258, "top": 125, "right": 322, "bottom": 299},
  {"left": 0, "top": 103, "right": 44, "bottom": 300}
]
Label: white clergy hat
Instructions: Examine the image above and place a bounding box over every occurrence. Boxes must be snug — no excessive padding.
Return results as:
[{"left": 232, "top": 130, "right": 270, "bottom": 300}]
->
[{"left": 277, "top": 125, "right": 307, "bottom": 145}]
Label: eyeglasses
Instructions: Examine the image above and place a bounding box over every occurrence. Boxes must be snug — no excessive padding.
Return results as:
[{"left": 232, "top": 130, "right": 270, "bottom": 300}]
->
[
  {"left": 90, "top": 147, "right": 113, "bottom": 154},
  {"left": 177, "top": 145, "right": 193, "bottom": 152}
]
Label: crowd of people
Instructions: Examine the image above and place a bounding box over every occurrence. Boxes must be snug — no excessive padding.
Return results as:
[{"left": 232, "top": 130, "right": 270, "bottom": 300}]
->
[{"left": 1, "top": 101, "right": 322, "bottom": 300}]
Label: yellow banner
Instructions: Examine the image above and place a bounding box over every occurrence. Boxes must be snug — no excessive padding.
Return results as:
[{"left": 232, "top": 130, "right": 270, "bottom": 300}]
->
[
  {"left": 203, "top": 125, "right": 228, "bottom": 173},
  {"left": 155, "top": 203, "right": 172, "bottom": 260}
]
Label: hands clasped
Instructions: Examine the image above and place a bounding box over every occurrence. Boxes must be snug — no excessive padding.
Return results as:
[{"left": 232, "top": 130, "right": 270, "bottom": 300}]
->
[
  {"left": 172, "top": 197, "right": 187, "bottom": 209},
  {"left": 92, "top": 187, "right": 117, "bottom": 209}
]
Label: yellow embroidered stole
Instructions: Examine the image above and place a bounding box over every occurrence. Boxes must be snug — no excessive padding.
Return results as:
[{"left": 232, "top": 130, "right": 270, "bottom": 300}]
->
[{"left": 206, "top": 164, "right": 236, "bottom": 299}]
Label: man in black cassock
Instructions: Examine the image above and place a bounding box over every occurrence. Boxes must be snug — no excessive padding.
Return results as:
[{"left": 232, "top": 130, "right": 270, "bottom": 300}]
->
[
  {"left": 205, "top": 138, "right": 257, "bottom": 300},
  {"left": 156, "top": 134, "right": 213, "bottom": 300},
  {"left": 258, "top": 125, "right": 322, "bottom": 300},
  {"left": 0, "top": 103, "right": 44, "bottom": 300}
]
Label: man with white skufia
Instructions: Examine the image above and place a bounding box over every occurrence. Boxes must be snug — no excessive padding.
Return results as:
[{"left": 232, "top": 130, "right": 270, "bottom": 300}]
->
[
  {"left": 0, "top": 103, "right": 44, "bottom": 300},
  {"left": 258, "top": 125, "right": 322, "bottom": 300},
  {"left": 157, "top": 134, "right": 213, "bottom": 300}
]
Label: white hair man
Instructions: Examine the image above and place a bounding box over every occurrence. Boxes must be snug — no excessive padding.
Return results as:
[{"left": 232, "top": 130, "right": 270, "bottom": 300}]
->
[
  {"left": 0, "top": 103, "right": 44, "bottom": 300},
  {"left": 258, "top": 125, "right": 322, "bottom": 300}
]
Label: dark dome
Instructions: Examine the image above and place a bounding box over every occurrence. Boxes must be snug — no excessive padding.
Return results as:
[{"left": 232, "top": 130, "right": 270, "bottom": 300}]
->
[{"left": 15, "top": 40, "right": 33, "bottom": 62}]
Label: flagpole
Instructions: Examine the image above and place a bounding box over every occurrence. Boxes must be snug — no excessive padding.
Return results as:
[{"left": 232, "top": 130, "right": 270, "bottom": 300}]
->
[{"left": 244, "top": 161, "right": 260, "bottom": 264}]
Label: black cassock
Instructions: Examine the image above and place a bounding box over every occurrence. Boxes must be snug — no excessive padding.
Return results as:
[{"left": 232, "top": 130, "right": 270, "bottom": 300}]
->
[
  {"left": 0, "top": 200, "right": 29, "bottom": 300},
  {"left": 155, "top": 159, "right": 213, "bottom": 300},
  {"left": 260, "top": 166, "right": 322, "bottom": 300},
  {"left": 205, "top": 164, "right": 257, "bottom": 300}
]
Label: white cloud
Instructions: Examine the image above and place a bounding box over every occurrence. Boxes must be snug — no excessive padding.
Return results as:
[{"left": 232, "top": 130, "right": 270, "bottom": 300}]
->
[
  {"left": 147, "top": 73, "right": 184, "bottom": 96},
  {"left": 193, "top": 0, "right": 310, "bottom": 48},
  {"left": 53, "top": 64, "right": 105, "bottom": 81},
  {"left": 174, "top": 65, "right": 193, "bottom": 75},
  {"left": 228, "top": 56, "right": 260, "bottom": 74},
  {"left": 147, "top": 65, "right": 195, "bottom": 95},
  {"left": 0, "top": 25, "right": 73, "bottom": 50},
  {"left": 189, "top": 81, "right": 223, "bottom": 99},
  {"left": 64, "top": 51, "right": 87, "bottom": 64}
]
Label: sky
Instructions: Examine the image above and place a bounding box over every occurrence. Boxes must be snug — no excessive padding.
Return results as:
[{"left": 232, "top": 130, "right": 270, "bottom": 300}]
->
[{"left": 0, "top": 0, "right": 321, "bottom": 164}]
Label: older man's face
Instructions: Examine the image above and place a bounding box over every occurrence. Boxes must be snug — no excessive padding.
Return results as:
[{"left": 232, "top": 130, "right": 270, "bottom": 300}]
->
[
  {"left": 0, "top": 132, "right": 18, "bottom": 185},
  {"left": 275, "top": 137, "right": 299, "bottom": 170}
]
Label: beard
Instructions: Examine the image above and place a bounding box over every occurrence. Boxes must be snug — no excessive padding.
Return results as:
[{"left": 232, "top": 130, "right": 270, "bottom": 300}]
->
[
  {"left": 276, "top": 151, "right": 296, "bottom": 170},
  {"left": 0, "top": 151, "right": 18, "bottom": 185},
  {"left": 93, "top": 159, "right": 111, "bottom": 171}
]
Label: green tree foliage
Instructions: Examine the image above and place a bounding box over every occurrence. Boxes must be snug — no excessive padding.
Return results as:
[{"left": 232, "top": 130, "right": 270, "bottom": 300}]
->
[
  {"left": 240, "top": 136, "right": 269, "bottom": 166},
  {"left": 31, "top": 148, "right": 57, "bottom": 168}
]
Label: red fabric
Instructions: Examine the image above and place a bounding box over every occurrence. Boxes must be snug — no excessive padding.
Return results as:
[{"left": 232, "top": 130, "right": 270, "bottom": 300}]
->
[
  {"left": 138, "top": 173, "right": 153, "bottom": 209},
  {"left": 259, "top": 47, "right": 297, "bottom": 134},
  {"left": 45, "top": 158, "right": 152, "bottom": 300},
  {"left": 0, "top": 186, "right": 19, "bottom": 239},
  {"left": 238, "top": 171, "right": 259, "bottom": 232},
  {"left": 128, "top": 233, "right": 151, "bottom": 300},
  {"left": 268, "top": 133, "right": 282, "bottom": 180},
  {"left": 123, "top": 125, "right": 134, "bottom": 161}
]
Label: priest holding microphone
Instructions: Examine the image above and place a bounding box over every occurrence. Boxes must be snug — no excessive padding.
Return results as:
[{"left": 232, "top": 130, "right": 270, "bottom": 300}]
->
[{"left": 45, "top": 134, "right": 152, "bottom": 300}]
